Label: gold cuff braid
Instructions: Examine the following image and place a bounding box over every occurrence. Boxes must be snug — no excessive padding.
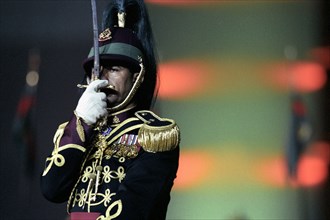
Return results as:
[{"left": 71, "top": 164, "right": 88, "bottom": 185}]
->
[{"left": 74, "top": 110, "right": 85, "bottom": 142}]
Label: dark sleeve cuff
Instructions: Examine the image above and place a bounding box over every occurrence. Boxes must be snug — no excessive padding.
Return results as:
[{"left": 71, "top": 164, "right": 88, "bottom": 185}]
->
[{"left": 59, "top": 112, "right": 94, "bottom": 147}]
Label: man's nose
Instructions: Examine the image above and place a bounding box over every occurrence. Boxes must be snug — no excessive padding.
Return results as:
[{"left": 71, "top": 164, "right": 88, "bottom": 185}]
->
[
  {"left": 100, "top": 74, "right": 107, "bottom": 80},
  {"left": 100, "top": 68, "right": 108, "bottom": 80}
]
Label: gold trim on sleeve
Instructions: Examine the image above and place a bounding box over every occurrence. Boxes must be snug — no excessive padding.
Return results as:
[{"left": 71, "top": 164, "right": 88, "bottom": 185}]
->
[
  {"left": 74, "top": 110, "right": 86, "bottom": 142},
  {"left": 42, "top": 144, "right": 86, "bottom": 176},
  {"left": 42, "top": 121, "right": 86, "bottom": 176}
]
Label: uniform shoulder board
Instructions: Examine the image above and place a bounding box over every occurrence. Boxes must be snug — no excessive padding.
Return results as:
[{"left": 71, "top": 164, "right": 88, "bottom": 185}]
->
[{"left": 135, "top": 110, "right": 180, "bottom": 153}]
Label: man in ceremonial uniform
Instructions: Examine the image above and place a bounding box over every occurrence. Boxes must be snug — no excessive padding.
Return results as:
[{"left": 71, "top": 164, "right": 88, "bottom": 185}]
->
[{"left": 40, "top": 1, "right": 180, "bottom": 219}]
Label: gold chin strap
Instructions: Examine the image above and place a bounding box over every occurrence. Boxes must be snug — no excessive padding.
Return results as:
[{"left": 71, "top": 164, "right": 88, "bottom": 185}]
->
[
  {"left": 105, "top": 11, "right": 142, "bottom": 114},
  {"left": 107, "top": 57, "right": 145, "bottom": 113}
]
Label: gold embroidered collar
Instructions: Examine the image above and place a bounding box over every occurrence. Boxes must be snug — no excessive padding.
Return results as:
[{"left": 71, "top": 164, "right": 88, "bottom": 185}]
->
[{"left": 108, "top": 105, "right": 136, "bottom": 125}]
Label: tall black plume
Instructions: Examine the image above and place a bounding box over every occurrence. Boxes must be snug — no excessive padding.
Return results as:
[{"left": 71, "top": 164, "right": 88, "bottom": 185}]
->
[{"left": 102, "top": 0, "right": 158, "bottom": 111}]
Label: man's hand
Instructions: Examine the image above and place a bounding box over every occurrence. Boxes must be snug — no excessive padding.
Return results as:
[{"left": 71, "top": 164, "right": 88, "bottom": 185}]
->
[{"left": 75, "top": 80, "right": 108, "bottom": 125}]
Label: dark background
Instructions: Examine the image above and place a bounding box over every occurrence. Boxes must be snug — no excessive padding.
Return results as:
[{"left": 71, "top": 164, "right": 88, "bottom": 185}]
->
[{"left": 0, "top": 1, "right": 109, "bottom": 219}]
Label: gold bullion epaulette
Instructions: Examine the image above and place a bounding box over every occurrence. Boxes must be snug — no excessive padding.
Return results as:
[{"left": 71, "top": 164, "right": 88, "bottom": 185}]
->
[{"left": 135, "top": 110, "right": 180, "bottom": 153}]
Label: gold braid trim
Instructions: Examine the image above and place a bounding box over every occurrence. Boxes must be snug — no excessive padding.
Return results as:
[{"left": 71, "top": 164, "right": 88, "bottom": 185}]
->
[
  {"left": 67, "top": 117, "right": 141, "bottom": 214},
  {"left": 43, "top": 121, "right": 86, "bottom": 176},
  {"left": 67, "top": 144, "right": 95, "bottom": 214},
  {"left": 74, "top": 110, "right": 85, "bottom": 142},
  {"left": 96, "top": 199, "right": 122, "bottom": 220},
  {"left": 137, "top": 120, "right": 180, "bottom": 153}
]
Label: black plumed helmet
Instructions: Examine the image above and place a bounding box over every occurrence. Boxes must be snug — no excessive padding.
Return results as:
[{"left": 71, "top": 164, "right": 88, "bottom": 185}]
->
[
  {"left": 83, "top": 27, "right": 144, "bottom": 74},
  {"left": 84, "top": 0, "right": 158, "bottom": 111}
]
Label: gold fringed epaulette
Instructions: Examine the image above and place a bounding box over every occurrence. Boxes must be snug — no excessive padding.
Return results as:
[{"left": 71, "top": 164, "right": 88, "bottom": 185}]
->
[{"left": 135, "top": 110, "right": 180, "bottom": 153}]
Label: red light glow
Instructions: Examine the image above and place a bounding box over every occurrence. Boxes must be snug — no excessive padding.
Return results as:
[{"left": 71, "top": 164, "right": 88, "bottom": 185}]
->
[
  {"left": 173, "top": 150, "right": 216, "bottom": 190},
  {"left": 297, "top": 141, "right": 330, "bottom": 186},
  {"left": 296, "top": 155, "right": 328, "bottom": 187},
  {"left": 256, "top": 141, "right": 330, "bottom": 188},
  {"left": 305, "top": 141, "right": 330, "bottom": 164},
  {"left": 158, "top": 60, "right": 214, "bottom": 99},
  {"left": 266, "top": 61, "right": 327, "bottom": 93}
]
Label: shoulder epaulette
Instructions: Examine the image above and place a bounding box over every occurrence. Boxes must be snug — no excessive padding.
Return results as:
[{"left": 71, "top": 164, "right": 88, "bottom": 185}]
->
[{"left": 135, "top": 110, "right": 180, "bottom": 153}]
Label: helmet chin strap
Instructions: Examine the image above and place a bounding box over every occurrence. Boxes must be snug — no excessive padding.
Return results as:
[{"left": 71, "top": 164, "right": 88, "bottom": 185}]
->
[
  {"left": 106, "top": 11, "right": 143, "bottom": 113},
  {"left": 107, "top": 57, "right": 145, "bottom": 113}
]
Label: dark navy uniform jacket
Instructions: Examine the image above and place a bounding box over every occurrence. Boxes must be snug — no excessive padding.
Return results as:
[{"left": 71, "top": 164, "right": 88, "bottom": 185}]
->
[{"left": 41, "top": 107, "right": 180, "bottom": 220}]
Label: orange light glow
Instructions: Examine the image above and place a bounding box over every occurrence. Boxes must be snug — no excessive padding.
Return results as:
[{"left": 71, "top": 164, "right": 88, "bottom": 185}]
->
[
  {"left": 255, "top": 155, "right": 288, "bottom": 188},
  {"left": 305, "top": 141, "right": 330, "bottom": 163},
  {"left": 297, "top": 141, "right": 330, "bottom": 187},
  {"left": 158, "top": 60, "right": 214, "bottom": 99},
  {"left": 265, "top": 61, "right": 327, "bottom": 93},
  {"left": 173, "top": 150, "right": 216, "bottom": 190},
  {"left": 255, "top": 142, "right": 330, "bottom": 188},
  {"left": 296, "top": 155, "right": 328, "bottom": 187}
]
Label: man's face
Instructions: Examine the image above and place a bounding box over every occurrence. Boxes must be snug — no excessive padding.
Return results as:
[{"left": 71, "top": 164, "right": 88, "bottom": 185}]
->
[{"left": 100, "top": 65, "right": 138, "bottom": 107}]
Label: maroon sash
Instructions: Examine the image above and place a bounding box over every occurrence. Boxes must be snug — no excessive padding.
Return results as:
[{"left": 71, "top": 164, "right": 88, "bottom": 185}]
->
[{"left": 70, "top": 212, "right": 100, "bottom": 220}]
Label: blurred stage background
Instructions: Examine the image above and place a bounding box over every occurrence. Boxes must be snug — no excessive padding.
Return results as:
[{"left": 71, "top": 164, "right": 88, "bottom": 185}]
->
[{"left": 0, "top": 0, "right": 329, "bottom": 219}]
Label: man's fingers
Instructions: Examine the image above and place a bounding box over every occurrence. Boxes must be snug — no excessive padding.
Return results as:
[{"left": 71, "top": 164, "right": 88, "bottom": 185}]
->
[
  {"left": 87, "top": 80, "right": 109, "bottom": 92},
  {"left": 99, "top": 93, "right": 106, "bottom": 101}
]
